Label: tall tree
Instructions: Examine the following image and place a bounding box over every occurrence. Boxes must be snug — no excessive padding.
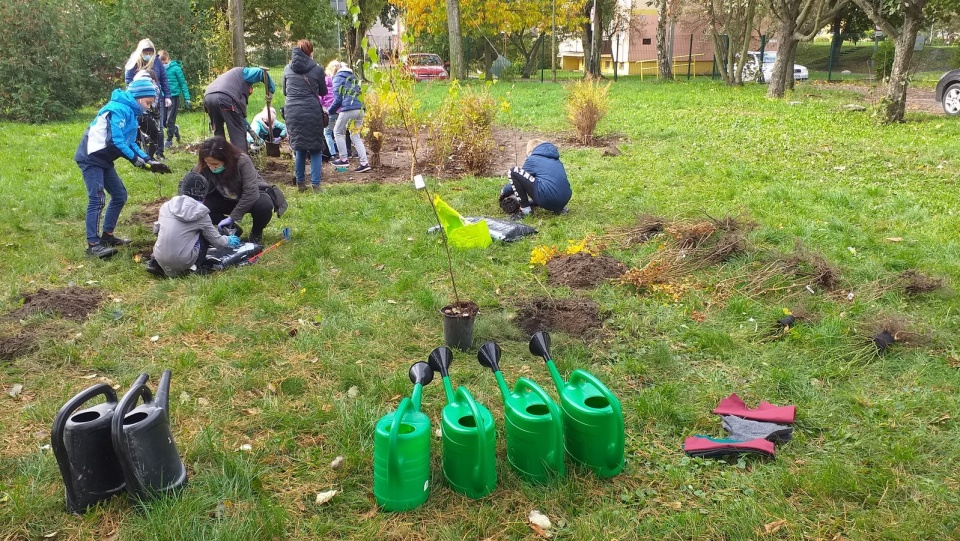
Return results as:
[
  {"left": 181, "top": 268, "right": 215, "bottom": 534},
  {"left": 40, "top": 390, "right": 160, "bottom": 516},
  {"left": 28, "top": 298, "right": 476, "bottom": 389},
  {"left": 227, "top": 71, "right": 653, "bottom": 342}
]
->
[
  {"left": 766, "top": 0, "right": 848, "bottom": 98},
  {"left": 345, "top": 0, "right": 388, "bottom": 71},
  {"left": 447, "top": 0, "right": 467, "bottom": 79},
  {"left": 655, "top": 0, "right": 674, "bottom": 79},
  {"left": 705, "top": 0, "right": 760, "bottom": 84},
  {"left": 229, "top": 0, "right": 245, "bottom": 65}
]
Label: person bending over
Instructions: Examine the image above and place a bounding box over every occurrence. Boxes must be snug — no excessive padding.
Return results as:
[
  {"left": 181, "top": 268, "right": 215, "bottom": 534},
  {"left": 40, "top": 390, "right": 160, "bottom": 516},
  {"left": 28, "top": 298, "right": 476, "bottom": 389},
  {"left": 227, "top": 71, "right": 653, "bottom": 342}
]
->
[
  {"left": 204, "top": 66, "right": 276, "bottom": 152},
  {"left": 499, "top": 139, "right": 572, "bottom": 219},
  {"left": 148, "top": 173, "right": 241, "bottom": 277}
]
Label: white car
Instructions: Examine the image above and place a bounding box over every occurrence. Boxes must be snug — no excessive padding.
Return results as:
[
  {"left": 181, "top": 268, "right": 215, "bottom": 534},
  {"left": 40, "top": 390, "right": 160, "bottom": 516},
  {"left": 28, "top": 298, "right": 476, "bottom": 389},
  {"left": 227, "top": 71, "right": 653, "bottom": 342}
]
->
[{"left": 744, "top": 51, "right": 809, "bottom": 83}]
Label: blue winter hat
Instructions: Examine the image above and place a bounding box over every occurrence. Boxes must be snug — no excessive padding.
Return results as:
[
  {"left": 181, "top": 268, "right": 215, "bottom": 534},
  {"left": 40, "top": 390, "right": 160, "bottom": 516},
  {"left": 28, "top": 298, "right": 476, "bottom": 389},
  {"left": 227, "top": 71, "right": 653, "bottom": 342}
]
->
[{"left": 127, "top": 78, "right": 157, "bottom": 99}]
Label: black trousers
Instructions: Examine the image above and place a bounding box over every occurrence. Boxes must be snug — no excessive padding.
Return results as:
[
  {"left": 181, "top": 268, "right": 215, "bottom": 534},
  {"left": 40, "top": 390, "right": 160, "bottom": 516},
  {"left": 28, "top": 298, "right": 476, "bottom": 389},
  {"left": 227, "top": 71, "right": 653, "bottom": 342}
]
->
[
  {"left": 204, "top": 190, "right": 273, "bottom": 239},
  {"left": 164, "top": 98, "right": 181, "bottom": 142},
  {"left": 509, "top": 167, "right": 537, "bottom": 208},
  {"left": 204, "top": 93, "right": 249, "bottom": 152},
  {"left": 195, "top": 235, "right": 211, "bottom": 268}
]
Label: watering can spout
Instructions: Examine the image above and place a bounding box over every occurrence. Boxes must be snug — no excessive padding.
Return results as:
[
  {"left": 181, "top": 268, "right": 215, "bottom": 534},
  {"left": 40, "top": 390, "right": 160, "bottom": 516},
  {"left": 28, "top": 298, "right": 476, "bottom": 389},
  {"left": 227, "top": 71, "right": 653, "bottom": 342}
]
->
[
  {"left": 428, "top": 346, "right": 456, "bottom": 403},
  {"left": 477, "top": 341, "right": 502, "bottom": 372},
  {"left": 529, "top": 331, "right": 552, "bottom": 361},
  {"left": 408, "top": 362, "right": 433, "bottom": 410},
  {"left": 155, "top": 369, "right": 172, "bottom": 411}
]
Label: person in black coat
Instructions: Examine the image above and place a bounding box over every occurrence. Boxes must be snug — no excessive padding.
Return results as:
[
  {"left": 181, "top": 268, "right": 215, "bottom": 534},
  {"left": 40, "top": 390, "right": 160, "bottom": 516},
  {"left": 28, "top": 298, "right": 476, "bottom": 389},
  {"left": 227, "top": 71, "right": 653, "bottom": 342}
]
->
[
  {"left": 499, "top": 139, "right": 572, "bottom": 218},
  {"left": 282, "top": 39, "right": 328, "bottom": 193}
]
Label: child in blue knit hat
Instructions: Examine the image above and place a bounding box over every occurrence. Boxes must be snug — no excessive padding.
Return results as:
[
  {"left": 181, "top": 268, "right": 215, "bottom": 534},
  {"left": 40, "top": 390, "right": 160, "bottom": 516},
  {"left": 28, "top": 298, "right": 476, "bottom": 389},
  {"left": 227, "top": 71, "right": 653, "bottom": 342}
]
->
[{"left": 74, "top": 79, "right": 163, "bottom": 259}]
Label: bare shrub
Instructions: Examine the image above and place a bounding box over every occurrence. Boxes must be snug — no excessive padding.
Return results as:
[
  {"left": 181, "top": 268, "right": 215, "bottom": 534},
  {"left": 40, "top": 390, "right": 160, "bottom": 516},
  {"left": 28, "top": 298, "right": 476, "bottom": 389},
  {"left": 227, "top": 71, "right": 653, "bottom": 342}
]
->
[
  {"left": 566, "top": 77, "right": 610, "bottom": 145},
  {"left": 427, "top": 82, "right": 498, "bottom": 176},
  {"left": 362, "top": 89, "right": 389, "bottom": 168}
]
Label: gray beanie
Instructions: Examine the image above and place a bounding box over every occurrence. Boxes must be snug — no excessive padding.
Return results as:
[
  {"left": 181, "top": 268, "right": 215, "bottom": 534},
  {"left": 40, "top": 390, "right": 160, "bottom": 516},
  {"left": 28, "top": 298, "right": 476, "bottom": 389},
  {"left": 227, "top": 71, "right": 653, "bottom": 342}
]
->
[{"left": 179, "top": 172, "right": 208, "bottom": 200}]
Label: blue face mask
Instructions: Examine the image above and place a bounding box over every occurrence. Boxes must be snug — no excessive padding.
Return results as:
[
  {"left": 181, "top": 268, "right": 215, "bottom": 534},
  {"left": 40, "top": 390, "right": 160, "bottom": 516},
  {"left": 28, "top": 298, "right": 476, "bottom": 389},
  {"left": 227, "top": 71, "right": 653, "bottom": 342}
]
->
[
  {"left": 210, "top": 165, "right": 225, "bottom": 174},
  {"left": 142, "top": 54, "right": 153, "bottom": 62}
]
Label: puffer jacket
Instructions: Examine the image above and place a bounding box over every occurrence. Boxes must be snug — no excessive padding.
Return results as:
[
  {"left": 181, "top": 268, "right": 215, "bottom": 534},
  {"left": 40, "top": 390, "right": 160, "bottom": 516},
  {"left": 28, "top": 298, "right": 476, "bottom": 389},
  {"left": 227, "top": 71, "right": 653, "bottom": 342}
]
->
[
  {"left": 165, "top": 60, "right": 191, "bottom": 101},
  {"left": 74, "top": 89, "right": 150, "bottom": 167},
  {"left": 522, "top": 142, "right": 571, "bottom": 212},
  {"left": 328, "top": 67, "right": 363, "bottom": 114},
  {"left": 152, "top": 196, "right": 231, "bottom": 276},
  {"left": 282, "top": 47, "right": 328, "bottom": 151},
  {"left": 197, "top": 153, "right": 287, "bottom": 222}
]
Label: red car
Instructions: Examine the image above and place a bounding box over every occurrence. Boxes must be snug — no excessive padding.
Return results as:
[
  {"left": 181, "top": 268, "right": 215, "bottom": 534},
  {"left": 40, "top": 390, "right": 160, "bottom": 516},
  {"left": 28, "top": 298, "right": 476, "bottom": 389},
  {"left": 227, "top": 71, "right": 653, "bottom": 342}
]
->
[{"left": 406, "top": 53, "right": 449, "bottom": 81}]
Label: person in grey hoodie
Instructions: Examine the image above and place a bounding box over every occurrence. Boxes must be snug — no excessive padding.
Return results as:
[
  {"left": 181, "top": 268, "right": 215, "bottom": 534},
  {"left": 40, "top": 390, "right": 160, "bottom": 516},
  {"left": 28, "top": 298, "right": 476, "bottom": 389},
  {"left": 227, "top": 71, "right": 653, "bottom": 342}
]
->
[{"left": 147, "top": 172, "right": 241, "bottom": 277}]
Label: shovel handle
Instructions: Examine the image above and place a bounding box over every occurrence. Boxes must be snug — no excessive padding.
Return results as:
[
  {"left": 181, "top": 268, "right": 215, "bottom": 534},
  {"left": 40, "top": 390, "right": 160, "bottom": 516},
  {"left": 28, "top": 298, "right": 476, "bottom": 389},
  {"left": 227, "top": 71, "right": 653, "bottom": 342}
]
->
[
  {"left": 51, "top": 383, "right": 119, "bottom": 512},
  {"left": 387, "top": 398, "right": 413, "bottom": 478},
  {"left": 455, "top": 386, "right": 490, "bottom": 493}
]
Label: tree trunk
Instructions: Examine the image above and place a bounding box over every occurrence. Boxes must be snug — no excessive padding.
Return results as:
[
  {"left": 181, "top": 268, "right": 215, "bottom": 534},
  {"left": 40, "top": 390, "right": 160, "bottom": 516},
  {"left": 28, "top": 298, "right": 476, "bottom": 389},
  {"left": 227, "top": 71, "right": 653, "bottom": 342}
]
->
[
  {"left": 656, "top": 0, "right": 673, "bottom": 79},
  {"left": 830, "top": 16, "right": 843, "bottom": 68},
  {"left": 519, "top": 34, "right": 545, "bottom": 79},
  {"left": 581, "top": 3, "right": 593, "bottom": 74},
  {"left": 768, "top": 17, "right": 799, "bottom": 97},
  {"left": 228, "top": 0, "right": 245, "bottom": 66},
  {"left": 587, "top": 0, "right": 603, "bottom": 77},
  {"left": 484, "top": 41, "right": 495, "bottom": 81},
  {"left": 885, "top": 7, "right": 922, "bottom": 122},
  {"left": 446, "top": 0, "right": 466, "bottom": 80}
]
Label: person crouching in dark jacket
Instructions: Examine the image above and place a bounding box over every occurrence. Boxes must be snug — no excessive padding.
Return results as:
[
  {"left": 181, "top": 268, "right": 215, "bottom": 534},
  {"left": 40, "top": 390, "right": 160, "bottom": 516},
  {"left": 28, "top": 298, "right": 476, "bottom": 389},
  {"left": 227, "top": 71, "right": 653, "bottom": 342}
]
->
[
  {"left": 499, "top": 139, "right": 572, "bottom": 219},
  {"left": 147, "top": 173, "right": 241, "bottom": 278}
]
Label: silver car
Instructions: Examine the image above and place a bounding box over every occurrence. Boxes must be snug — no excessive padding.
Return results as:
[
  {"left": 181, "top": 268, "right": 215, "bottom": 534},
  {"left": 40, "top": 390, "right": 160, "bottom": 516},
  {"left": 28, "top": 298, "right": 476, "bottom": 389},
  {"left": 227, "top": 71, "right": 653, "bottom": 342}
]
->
[
  {"left": 935, "top": 69, "right": 960, "bottom": 116},
  {"left": 744, "top": 51, "right": 809, "bottom": 83}
]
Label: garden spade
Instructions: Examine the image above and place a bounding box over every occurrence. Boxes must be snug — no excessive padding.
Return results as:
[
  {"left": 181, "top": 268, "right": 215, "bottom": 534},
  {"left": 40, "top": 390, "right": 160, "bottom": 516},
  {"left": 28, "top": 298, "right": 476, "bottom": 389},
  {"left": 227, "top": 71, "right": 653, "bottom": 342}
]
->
[
  {"left": 529, "top": 331, "right": 624, "bottom": 478},
  {"left": 477, "top": 341, "right": 565, "bottom": 484},
  {"left": 373, "top": 362, "right": 434, "bottom": 511},
  {"left": 427, "top": 346, "right": 497, "bottom": 498}
]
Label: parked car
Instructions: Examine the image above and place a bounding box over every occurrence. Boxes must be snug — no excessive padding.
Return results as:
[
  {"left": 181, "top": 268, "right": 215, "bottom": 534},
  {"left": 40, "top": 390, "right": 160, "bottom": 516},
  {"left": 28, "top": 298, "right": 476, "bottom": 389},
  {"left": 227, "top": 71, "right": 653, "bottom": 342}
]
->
[
  {"left": 935, "top": 69, "right": 960, "bottom": 116},
  {"left": 744, "top": 51, "right": 809, "bottom": 83},
  {"left": 405, "top": 53, "right": 449, "bottom": 81}
]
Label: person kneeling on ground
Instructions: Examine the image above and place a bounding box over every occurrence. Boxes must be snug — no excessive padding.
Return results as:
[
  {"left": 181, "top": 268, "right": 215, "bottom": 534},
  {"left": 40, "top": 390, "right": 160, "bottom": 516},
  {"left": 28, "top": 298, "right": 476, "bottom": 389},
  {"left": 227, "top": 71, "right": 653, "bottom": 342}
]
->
[
  {"left": 247, "top": 106, "right": 287, "bottom": 145},
  {"left": 195, "top": 136, "right": 287, "bottom": 245},
  {"left": 147, "top": 173, "right": 241, "bottom": 277},
  {"left": 499, "top": 139, "right": 572, "bottom": 219}
]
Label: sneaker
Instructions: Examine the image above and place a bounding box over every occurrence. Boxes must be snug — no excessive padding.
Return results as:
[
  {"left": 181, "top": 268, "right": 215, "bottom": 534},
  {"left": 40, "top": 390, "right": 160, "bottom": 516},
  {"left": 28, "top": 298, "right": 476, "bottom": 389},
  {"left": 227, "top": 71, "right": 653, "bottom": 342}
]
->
[
  {"left": 331, "top": 158, "right": 349, "bottom": 167},
  {"left": 312, "top": 184, "right": 322, "bottom": 193},
  {"left": 100, "top": 233, "right": 131, "bottom": 246},
  {"left": 164, "top": 140, "right": 173, "bottom": 149},
  {"left": 355, "top": 163, "right": 372, "bottom": 173},
  {"left": 297, "top": 182, "right": 308, "bottom": 193},
  {"left": 145, "top": 258, "right": 166, "bottom": 277},
  {"left": 86, "top": 243, "right": 118, "bottom": 259}
]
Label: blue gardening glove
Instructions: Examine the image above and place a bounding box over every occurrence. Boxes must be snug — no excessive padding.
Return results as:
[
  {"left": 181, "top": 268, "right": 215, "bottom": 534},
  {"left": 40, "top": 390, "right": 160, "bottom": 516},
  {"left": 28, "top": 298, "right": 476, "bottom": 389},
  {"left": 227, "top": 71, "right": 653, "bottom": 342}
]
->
[
  {"left": 218, "top": 217, "right": 233, "bottom": 229},
  {"left": 227, "top": 235, "right": 241, "bottom": 249},
  {"left": 185, "top": 100, "right": 191, "bottom": 110},
  {"left": 133, "top": 156, "right": 147, "bottom": 169}
]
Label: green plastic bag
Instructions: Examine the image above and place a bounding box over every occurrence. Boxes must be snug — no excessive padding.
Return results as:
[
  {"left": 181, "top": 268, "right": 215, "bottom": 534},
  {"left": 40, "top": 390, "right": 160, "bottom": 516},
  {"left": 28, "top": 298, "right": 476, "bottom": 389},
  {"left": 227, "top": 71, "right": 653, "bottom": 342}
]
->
[{"left": 434, "top": 194, "right": 492, "bottom": 250}]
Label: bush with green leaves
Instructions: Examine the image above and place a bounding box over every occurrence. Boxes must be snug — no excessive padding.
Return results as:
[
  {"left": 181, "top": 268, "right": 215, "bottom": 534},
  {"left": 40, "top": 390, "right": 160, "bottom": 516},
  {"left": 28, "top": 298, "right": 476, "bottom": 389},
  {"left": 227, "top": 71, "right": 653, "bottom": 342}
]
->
[
  {"left": 427, "top": 81, "right": 499, "bottom": 176},
  {"left": 873, "top": 40, "right": 895, "bottom": 81},
  {"left": 566, "top": 77, "right": 610, "bottom": 145}
]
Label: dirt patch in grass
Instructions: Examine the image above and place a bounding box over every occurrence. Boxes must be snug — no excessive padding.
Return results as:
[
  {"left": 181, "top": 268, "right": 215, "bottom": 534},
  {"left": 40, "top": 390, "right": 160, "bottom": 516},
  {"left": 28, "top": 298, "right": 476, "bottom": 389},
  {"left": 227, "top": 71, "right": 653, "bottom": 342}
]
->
[
  {"left": 6, "top": 286, "right": 104, "bottom": 321},
  {"left": 546, "top": 253, "right": 626, "bottom": 288},
  {"left": 516, "top": 297, "right": 602, "bottom": 336},
  {"left": 900, "top": 270, "right": 946, "bottom": 295},
  {"left": 127, "top": 197, "right": 169, "bottom": 226},
  {"left": 0, "top": 330, "right": 37, "bottom": 361}
]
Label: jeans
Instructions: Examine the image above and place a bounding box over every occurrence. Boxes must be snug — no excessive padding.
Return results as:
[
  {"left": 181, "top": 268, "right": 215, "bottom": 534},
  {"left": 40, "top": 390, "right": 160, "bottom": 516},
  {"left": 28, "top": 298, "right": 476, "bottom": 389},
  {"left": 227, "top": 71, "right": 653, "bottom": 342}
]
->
[
  {"left": 323, "top": 112, "right": 338, "bottom": 158},
  {"left": 79, "top": 161, "right": 127, "bottom": 245},
  {"left": 294, "top": 149, "right": 323, "bottom": 187},
  {"left": 334, "top": 109, "right": 368, "bottom": 164}
]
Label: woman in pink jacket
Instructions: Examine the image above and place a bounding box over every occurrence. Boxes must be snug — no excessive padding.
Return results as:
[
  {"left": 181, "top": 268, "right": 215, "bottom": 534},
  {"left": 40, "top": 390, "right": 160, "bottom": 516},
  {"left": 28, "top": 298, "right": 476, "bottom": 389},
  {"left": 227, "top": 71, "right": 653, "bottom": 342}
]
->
[{"left": 322, "top": 60, "right": 338, "bottom": 160}]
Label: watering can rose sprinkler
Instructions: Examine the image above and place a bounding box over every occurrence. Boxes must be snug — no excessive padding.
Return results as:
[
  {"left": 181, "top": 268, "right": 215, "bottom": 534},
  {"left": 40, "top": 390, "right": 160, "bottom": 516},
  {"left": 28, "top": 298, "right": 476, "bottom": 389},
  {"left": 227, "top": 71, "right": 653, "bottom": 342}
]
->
[
  {"left": 428, "top": 346, "right": 497, "bottom": 498},
  {"left": 477, "top": 341, "right": 565, "bottom": 484},
  {"left": 373, "top": 362, "right": 434, "bottom": 511},
  {"left": 529, "top": 331, "right": 625, "bottom": 478}
]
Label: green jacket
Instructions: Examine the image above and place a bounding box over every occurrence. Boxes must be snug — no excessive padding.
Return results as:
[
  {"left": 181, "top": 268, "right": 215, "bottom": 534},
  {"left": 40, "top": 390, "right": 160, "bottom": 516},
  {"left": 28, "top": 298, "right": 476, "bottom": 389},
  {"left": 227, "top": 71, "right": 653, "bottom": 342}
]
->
[{"left": 165, "top": 60, "right": 191, "bottom": 102}]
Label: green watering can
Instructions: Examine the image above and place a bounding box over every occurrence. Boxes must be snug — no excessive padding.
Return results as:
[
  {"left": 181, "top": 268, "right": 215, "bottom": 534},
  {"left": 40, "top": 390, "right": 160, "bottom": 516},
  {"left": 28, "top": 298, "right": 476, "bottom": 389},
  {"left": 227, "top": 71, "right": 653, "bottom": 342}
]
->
[
  {"left": 478, "top": 341, "right": 565, "bottom": 484},
  {"left": 529, "top": 331, "right": 625, "bottom": 478},
  {"left": 373, "top": 362, "right": 434, "bottom": 511},
  {"left": 427, "top": 346, "right": 497, "bottom": 499}
]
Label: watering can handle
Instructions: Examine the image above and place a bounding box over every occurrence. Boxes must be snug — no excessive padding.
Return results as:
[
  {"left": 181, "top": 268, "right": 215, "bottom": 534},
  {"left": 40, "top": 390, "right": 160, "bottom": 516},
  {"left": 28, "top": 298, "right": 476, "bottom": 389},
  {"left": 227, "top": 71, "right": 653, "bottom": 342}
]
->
[
  {"left": 570, "top": 370, "right": 624, "bottom": 465},
  {"left": 514, "top": 378, "right": 564, "bottom": 460},
  {"left": 111, "top": 374, "right": 152, "bottom": 494},
  {"left": 387, "top": 398, "right": 413, "bottom": 479},
  {"left": 51, "top": 383, "right": 119, "bottom": 510},
  {"left": 455, "top": 386, "right": 489, "bottom": 492}
]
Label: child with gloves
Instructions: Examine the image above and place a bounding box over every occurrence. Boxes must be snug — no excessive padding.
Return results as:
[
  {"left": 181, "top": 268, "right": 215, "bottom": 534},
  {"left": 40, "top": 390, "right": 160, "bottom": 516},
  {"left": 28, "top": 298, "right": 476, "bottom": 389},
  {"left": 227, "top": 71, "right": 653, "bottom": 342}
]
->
[
  {"left": 147, "top": 172, "right": 241, "bottom": 277},
  {"left": 499, "top": 139, "right": 572, "bottom": 219}
]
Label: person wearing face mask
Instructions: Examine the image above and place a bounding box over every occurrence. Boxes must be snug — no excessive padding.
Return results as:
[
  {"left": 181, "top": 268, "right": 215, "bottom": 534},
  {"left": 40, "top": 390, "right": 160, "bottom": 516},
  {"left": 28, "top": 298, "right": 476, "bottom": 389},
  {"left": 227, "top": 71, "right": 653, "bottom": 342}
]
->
[
  {"left": 157, "top": 50, "right": 190, "bottom": 149},
  {"left": 124, "top": 39, "right": 172, "bottom": 153},
  {"left": 194, "top": 136, "right": 287, "bottom": 245},
  {"left": 204, "top": 66, "right": 277, "bottom": 152},
  {"left": 74, "top": 79, "right": 164, "bottom": 259}
]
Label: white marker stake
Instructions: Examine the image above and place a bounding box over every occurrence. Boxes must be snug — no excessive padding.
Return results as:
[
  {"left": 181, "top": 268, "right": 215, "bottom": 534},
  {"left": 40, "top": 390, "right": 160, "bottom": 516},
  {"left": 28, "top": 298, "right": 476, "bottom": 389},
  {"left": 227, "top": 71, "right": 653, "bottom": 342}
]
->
[{"left": 414, "top": 174, "right": 425, "bottom": 190}]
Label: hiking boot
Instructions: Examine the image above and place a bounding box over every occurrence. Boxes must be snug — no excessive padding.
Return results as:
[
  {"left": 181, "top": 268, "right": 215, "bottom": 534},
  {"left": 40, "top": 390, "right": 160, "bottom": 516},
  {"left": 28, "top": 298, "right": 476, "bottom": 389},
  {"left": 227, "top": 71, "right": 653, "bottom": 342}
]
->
[
  {"left": 100, "top": 232, "right": 131, "bottom": 246},
  {"left": 312, "top": 184, "right": 322, "bottom": 193},
  {"left": 86, "top": 243, "right": 118, "bottom": 259},
  {"left": 145, "top": 258, "right": 166, "bottom": 277},
  {"left": 331, "top": 158, "right": 349, "bottom": 167},
  {"left": 355, "top": 163, "right": 371, "bottom": 173}
]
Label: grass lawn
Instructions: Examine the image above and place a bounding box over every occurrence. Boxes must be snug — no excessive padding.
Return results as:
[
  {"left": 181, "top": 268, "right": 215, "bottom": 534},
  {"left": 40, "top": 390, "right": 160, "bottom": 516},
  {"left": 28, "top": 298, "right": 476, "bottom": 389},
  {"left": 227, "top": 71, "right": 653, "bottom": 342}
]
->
[{"left": 1, "top": 78, "right": 960, "bottom": 540}]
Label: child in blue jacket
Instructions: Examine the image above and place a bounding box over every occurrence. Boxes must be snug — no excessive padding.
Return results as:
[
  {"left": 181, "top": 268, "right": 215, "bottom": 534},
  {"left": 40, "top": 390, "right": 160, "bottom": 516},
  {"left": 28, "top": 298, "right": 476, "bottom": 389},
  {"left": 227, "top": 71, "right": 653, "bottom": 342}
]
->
[
  {"left": 74, "top": 79, "right": 162, "bottom": 259},
  {"left": 499, "top": 139, "right": 572, "bottom": 218}
]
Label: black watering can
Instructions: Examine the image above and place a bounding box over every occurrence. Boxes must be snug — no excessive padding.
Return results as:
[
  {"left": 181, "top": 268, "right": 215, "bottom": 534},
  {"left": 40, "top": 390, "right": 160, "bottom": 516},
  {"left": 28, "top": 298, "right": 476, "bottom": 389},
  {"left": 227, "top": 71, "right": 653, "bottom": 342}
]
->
[
  {"left": 111, "top": 370, "right": 187, "bottom": 502},
  {"left": 51, "top": 383, "right": 126, "bottom": 513}
]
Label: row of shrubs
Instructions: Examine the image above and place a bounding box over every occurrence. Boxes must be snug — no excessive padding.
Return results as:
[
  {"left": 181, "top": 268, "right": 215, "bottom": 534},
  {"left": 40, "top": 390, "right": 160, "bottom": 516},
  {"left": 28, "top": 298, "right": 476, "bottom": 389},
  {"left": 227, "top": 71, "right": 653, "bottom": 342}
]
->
[{"left": 0, "top": 0, "right": 229, "bottom": 122}]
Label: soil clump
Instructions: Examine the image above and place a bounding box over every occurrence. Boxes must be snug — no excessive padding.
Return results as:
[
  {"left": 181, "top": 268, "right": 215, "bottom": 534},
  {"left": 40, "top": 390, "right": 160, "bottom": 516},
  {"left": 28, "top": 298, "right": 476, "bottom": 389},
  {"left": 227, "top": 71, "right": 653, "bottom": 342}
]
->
[
  {"left": 547, "top": 253, "right": 626, "bottom": 289},
  {"left": 6, "top": 287, "right": 104, "bottom": 321},
  {"left": 516, "top": 297, "right": 602, "bottom": 336}
]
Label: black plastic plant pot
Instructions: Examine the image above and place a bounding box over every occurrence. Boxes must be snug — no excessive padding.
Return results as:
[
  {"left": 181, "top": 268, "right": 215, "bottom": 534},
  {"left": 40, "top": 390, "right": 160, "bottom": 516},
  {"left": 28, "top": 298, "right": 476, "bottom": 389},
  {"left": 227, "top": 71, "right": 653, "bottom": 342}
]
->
[
  {"left": 873, "top": 330, "right": 895, "bottom": 354},
  {"left": 440, "top": 301, "right": 478, "bottom": 351}
]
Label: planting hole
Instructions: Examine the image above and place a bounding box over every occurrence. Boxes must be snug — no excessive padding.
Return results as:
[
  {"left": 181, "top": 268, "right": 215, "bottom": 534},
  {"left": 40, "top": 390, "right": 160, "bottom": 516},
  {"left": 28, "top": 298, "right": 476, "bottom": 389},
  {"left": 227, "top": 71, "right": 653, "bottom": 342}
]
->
[
  {"left": 458, "top": 416, "right": 477, "bottom": 428},
  {"left": 584, "top": 396, "right": 609, "bottom": 409},
  {"left": 526, "top": 404, "right": 550, "bottom": 416},
  {"left": 71, "top": 411, "right": 100, "bottom": 423},
  {"left": 123, "top": 412, "right": 148, "bottom": 425},
  {"left": 398, "top": 424, "right": 415, "bottom": 434}
]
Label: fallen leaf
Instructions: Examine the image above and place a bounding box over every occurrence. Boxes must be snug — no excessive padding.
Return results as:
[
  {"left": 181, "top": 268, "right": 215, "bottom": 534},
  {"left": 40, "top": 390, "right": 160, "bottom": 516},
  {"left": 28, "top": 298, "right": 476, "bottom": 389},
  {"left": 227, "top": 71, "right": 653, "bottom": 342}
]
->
[
  {"left": 360, "top": 508, "right": 377, "bottom": 519},
  {"left": 7, "top": 384, "right": 23, "bottom": 398},
  {"left": 374, "top": 264, "right": 385, "bottom": 271},
  {"left": 330, "top": 456, "right": 345, "bottom": 470},
  {"left": 884, "top": 237, "right": 902, "bottom": 242},
  {"left": 931, "top": 414, "right": 951, "bottom": 425},
  {"left": 528, "top": 523, "right": 551, "bottom": 539},
  {"left": 763, "top": 519, "right": 787, "bottom": 534},
  {"left": 315, "top": 489, "right": 337, "bottom": 505},
  {"left": 239, "top": 444, "right": 252, "bottom": 452},
  {"left": 197, "top": 397, "right": 210, "bottom": 406},
  {"left": 387, "top": 299, "right": 397, "bottom": 304},
  {"left": 179, "top": 391, "right": 191, "bottom": 404},
  {"left": 82, "top": 373, "right": 97, "bottom": 379},
  {"left": 321, "top": 404, "right": 333, "bottom": 412},
  {"left": 267, "top": 383, "right": 277, "bottom": 393},
  {"left": 390, "top": 394, "right": 401, "bottom": 401},
  {"left": 528, "top": 509, "right": 552, "bottom": 530},
  {"left": 243, "top": 408, "right": 260, "bottom": 416},
  {"left": 347, "top": 386, "right": 359, "bottom": 398},
  {"left": 42, "top": 532, "right": 57, "bottom": 538},
  {"left": 667, "top": 501, "right": 682, "bottom": 510}
]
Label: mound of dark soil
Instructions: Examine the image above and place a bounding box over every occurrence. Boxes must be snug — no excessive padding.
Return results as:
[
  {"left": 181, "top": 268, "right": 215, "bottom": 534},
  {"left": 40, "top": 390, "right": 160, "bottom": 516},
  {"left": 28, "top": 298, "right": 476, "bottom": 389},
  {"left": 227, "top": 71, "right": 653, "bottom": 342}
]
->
[
  {"left": 546, "top": 253, "right": 626, "bottom": 288},
  {"left": 0, "top": 331, "right": 37, "bottom": 361},
  {"left": 7, "top": 287, "right": 104, "bottom": 321},
  {"left": 516, "top": 297, "right": 602, "bottom": 336},
  {"left": 127, "top": 197, "right": 168, "bottom": 226},
  {"left": 900, "top": 270, "right": 945, "bottom": 295}
]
